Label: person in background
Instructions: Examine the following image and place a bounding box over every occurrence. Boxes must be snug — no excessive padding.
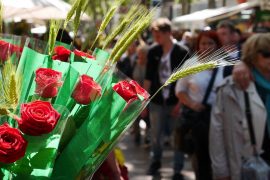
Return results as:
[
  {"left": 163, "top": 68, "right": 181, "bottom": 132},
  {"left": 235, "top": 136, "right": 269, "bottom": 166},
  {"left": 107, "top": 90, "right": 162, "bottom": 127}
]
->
[
  {"left": 179, "top": 31, "right": 194, "bottom": 53},
  {"left": 217, "top": 20, "right": 241, "bottom": 77},
  {"left": 175, "top": 30, "right": 224, "bottom": 180},
  {"left": 117, "top": 41, "right": 138, "bottom": 78},
  {"left": 132, "top": 43, "right": 151, "bottom": 146},
  {"left": 144, "top": 17, "right": 189, "bottom": 180},
  {"left": 210, "top": 33, "right": 270, "bottom": 180}
]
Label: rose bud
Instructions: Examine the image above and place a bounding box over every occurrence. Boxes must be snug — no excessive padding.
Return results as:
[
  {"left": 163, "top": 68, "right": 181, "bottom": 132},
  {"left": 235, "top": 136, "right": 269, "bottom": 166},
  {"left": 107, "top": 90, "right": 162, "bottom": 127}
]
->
[
  {"left": 72, "top": 75, "right": 102, "bottom": 105},
  {"left": 74, "top": 49, "right": 95, "bottom": 59},
  {"left": 52, "top": 46, "right": 71, "bottom": 62},
  {"left": 129, "top": 80, "right": 150, "bottom": 100},
  {"left": 35, "top": 68, "right": 62, "bottom": 98},
  {"left": 112, "top": 80, "right": 138, "bottom": 102},
  {"left": 18, "top": 100, "right": 61, "bottom": 136},
  {"left": 113, "top": 80, "right": 150, "bottom": 102},
  {"left": 0, "top": 123, "right": 27, "bottom": 163}
]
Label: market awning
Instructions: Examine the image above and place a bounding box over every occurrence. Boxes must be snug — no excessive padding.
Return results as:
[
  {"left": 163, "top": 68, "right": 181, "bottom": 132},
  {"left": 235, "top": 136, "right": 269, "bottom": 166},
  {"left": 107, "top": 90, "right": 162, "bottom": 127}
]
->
[
  {"left": 2, "top": 0, "right": 90, "bottom": 21},
  {"left": 172, "top": 1, "right": 259, "bottom": 30}
]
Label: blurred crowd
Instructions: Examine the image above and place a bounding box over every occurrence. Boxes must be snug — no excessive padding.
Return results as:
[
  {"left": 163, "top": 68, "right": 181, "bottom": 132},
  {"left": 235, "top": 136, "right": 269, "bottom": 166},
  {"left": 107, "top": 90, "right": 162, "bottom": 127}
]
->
[{"left": 95, "top": 17, "right": 270, "bottom": 180}]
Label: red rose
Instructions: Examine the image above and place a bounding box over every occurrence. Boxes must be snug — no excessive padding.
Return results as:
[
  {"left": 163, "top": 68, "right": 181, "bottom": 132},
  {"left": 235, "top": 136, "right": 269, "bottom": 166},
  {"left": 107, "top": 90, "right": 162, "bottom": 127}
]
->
[
  {"left": 18, "top": 100, "right": 61, "bottom": 136},
  {"left": 74, "top": 49, "right": 95, "bottom": 59},
  {"left": 113, "top": 80, "right": 150, "bottom": 102},
  {"left": 0, "top": 40, "right": 22, "bottom": 62},
  {"left": 71, "top": 75, "right": 102, "bottom": 105},
  {"left": 35, "top": 68, "right": 62, "bottom": 98},
  {"left": 129, "top": 80, "right": 150, "bottom": 100},
  {"left": 0, "top": 123, "right": 27, "bottom": 163},
  {"left": 52, "top": 46, "right": 71, "bottom": 62}
]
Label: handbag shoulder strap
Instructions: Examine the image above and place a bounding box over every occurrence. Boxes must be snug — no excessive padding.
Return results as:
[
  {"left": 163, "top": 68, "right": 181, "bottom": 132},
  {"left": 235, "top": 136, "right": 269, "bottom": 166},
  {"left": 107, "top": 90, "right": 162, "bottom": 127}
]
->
[
  {"left": 202, "top": 68, "right": 218, "bottom": 105},
  {"left": 244, "top": 91, "right": 258, "bottom": 155}
]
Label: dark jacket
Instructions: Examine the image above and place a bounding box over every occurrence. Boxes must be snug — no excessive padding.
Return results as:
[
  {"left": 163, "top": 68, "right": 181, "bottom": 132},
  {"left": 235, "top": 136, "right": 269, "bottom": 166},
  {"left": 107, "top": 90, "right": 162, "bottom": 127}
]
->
[
  {"left": 145, "top": 43, "right": 189, "bottom": 105},
  {"left": 117, "top": 55, "right": 137, "bottom": 78}
]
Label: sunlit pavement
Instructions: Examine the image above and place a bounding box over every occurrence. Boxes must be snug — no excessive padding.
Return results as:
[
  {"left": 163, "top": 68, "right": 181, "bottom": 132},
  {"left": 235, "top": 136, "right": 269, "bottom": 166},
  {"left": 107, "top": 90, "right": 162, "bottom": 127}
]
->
[{"left": 118, "top": 128, "right": 195, "bottom": 180}]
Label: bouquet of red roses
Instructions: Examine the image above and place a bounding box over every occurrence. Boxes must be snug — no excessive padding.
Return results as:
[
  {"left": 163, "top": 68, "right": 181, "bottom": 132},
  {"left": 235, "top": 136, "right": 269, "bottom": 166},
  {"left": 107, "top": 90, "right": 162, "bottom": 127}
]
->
[{"left": 0, "top": 31, "right": 150, "bottom": 179}]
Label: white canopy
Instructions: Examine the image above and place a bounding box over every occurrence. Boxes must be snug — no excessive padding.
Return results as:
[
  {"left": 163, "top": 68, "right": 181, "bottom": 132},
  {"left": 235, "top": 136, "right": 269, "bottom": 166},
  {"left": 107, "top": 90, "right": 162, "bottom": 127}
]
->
[
  {"left": 172, "top": 1, "right": 259, "bottom": 30},
  {"left": 2, "top": 0, "right": 89, "bottom": 20}
]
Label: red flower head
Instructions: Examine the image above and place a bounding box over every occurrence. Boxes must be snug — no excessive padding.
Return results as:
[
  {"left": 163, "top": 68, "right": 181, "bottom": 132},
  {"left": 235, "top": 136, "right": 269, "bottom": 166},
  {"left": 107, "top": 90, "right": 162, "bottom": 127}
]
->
[
  {"left": 0, "top": 40, "right": 22, "bottom": 62},
  {"left": 18, "top": 100, "right": 61, "bottom": 136},
  {"left": 72, "top": 75, "right": 102, "bottom": 105},
  {"left": 113, "top": 80, "right": 150, "bottom": 102},
  {"left": 0, "top": 123, "right": 27, "bottom": 163},
  {"left": 52, "top": 46, "right": 71, "bottom": 62},
  {"left": 74, "top": 49, "right": 95, "bottom": 59},
  {"left": 35, "top": 68, "right": 62, "bottom": 98}
]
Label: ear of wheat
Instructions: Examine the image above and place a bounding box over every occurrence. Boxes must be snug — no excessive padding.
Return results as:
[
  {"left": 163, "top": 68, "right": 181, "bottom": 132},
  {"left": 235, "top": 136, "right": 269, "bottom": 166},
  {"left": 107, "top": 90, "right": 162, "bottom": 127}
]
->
[
  {"left": 0, "top": 58, "right": 22, "bottom": 113},
  {"left": 109, "top": 8, "right": 154, "bottom": 63},
  {"left": 48, "top": 19, "right": 62, "bottom": 56},
  {"left": 64, "top": 0, "right": 81, "bottom": 29},
  {"left": 90, "top": 2, "right": 120, "bottom": 51},
  {"left": 150, "top": 47, "right": 240, "bottom": 99}
]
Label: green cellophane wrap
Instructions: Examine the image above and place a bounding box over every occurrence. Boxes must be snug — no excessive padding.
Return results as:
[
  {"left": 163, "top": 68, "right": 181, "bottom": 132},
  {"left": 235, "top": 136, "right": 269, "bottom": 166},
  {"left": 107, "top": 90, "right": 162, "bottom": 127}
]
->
[
  {"left": 51, "top": 66, "right": 149, "bottom": 179},
  {"left": 0, "top": 105, "right": 70, "bottom": 179}
]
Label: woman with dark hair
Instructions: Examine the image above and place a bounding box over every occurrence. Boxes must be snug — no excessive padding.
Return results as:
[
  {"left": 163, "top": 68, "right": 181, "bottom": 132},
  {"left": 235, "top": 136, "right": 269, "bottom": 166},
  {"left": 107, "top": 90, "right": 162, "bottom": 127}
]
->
[{"left": 175, "top": 30, "right": 224, "bottom": 180}]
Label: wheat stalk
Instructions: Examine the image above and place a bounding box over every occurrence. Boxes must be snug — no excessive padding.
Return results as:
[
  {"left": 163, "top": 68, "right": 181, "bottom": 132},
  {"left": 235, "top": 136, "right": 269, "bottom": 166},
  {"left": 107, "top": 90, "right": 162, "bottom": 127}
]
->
[
  {"left": 0, "top": 58, "right": 21, "bottom": 110},
  {"left": 8, "top": 74, "right": 18, "bottom": 106},
  {"left": 0, "top": 0, "right": 3, "bottom": 34},
  {"left": 109, "top": 11, "right": 145, "bottom": 60},
  {"left": 64, "top": 0, "right": 81, "bottom": 29},
  {"left": 90, "top": 3, "right": 119, "bottom": 50},
  {"left": 110, "top": 10, "right": 152, "bottom": 63},
  {"left": 73, "top": 0, "right": 88, "bottom": 37},
  {"left": 112, "top": 17, "right": 151, "bottom": 63},
  {"left": 150, "top": 47, "right": 240, "bottom": 100},
  {"left": 48, "top": 19, "right": 62, "bottom": 56},
  {"left": 102, "top": 5, "right": 143, "bottom": 49}
]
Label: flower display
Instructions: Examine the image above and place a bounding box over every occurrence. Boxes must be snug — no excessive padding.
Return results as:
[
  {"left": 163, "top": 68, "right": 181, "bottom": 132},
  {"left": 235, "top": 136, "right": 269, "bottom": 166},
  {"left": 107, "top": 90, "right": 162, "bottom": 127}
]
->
[
  {"left": 18, "top": 100, "right": 61, "bottom": 136},
  {"left": 35, "top": 68, "right": 63, "bottom": 98},
  {"left": 72, "top": 75, "right": 102, "bottom": 105},
  {"left": 0, "top": 123, "right": 27, "bottom": 163}
]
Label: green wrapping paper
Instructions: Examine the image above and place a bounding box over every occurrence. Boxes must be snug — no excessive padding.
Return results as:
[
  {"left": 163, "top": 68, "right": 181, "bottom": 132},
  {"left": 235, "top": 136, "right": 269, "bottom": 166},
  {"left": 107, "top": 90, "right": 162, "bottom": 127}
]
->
[
  {"left": 51, "top": 67, "right": 149, "bottom": 179},
  {"left": 0, "top": 105, "right": 70, "bottom": 179}
]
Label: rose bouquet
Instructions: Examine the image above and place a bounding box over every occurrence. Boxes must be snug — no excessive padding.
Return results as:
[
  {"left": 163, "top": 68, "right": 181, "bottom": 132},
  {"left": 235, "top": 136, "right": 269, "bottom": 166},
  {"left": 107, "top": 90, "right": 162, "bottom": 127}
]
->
[{"left": 0, "top": 31, "right": 150, "bottom": 179}]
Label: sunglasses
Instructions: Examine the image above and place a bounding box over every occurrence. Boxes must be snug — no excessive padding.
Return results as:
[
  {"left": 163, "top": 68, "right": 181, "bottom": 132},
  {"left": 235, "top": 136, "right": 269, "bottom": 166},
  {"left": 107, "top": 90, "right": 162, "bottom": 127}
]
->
[{"left": 259, "top": 50, "right": 270, "bottom": 58}]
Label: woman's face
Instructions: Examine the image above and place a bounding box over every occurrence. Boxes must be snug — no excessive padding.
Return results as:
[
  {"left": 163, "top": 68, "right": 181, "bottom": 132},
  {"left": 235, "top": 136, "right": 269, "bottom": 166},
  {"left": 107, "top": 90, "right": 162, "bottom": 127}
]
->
[
  {"left": 253, "top": 50, "right": 270, "bottom": 76},
  {"left": 198, "top": 36, "right": 218, "bottom": 55}
]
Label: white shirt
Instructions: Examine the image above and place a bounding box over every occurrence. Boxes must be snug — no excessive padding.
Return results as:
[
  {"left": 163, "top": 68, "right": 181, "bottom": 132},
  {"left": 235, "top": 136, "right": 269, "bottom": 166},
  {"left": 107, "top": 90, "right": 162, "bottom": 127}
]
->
[
  {"left": 159, "top": 46, "right": 173, "bottom": 100},
  {"left": 175, "top": 66, "right": 224, "bottom": 105}
]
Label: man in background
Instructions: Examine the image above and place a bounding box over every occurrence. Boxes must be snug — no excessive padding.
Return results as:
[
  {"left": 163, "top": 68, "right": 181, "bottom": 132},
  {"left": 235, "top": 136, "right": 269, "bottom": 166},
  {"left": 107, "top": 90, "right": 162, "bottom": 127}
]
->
[{"left": 144, "top": 18, "right": 189, "bottom": 180}]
